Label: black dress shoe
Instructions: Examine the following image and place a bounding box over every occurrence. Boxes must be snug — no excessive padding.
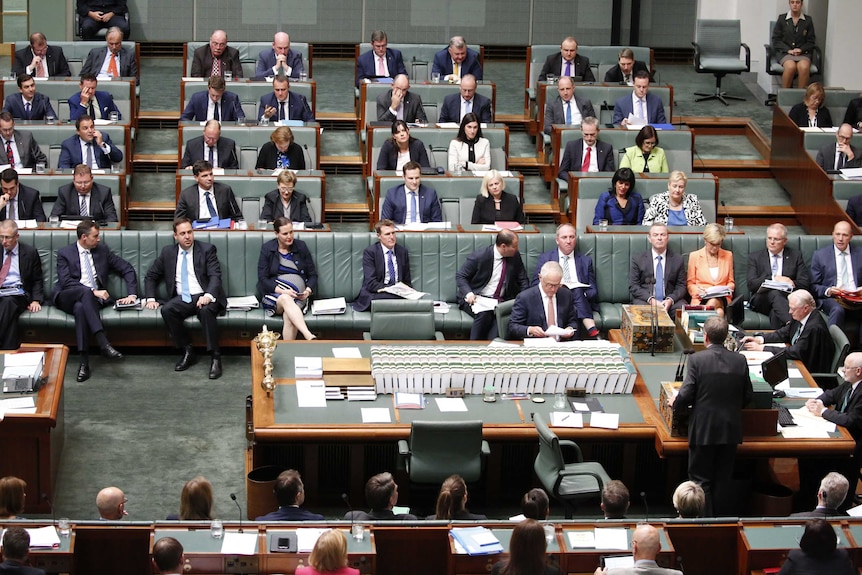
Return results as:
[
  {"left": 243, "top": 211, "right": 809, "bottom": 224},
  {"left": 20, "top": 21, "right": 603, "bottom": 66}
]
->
[
  {"left": 76, "top": 364, "right": 91, "bottom": 382},
  {"left": 209, "top": 357, "right": 222, "bottom": 380},
  {"left": 175, "top": 348, "right": 196, "bottom": 371},
  {"left": 101, "top": 344, "right": 124, "bottom": 359}
]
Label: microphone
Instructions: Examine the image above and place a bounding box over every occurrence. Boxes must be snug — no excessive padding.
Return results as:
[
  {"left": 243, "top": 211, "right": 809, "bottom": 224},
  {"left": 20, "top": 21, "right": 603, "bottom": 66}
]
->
[
  {"left": 675, "top": 349, "right": 695, "bottom": 381},
  {"left": 640, "top": 491, "right": 649, "bottom": 524},
  {"left": 305, "top": 195, "right": 317, "bottom": 225},
  {"left": 720, "top": 200, "right": 730, "bottom": 225},
  {"left": 342, "top": 492, "right": 355, "bottom": 534},
  {"left": 229, "top": 493, "right": 244, "bottom": 533}
]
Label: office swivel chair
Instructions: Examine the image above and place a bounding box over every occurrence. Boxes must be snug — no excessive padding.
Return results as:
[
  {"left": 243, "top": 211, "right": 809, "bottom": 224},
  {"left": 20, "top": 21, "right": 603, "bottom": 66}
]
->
[
  {"left": 692, "top": 19, "right": 750, "bottom": 106},
  {"left": 397, "top": 420, "right": 490, "bottom": 484}
]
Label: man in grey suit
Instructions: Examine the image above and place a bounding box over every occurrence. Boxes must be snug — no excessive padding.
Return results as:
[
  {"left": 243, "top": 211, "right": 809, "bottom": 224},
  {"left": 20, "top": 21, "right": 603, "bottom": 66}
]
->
[
  {"left": 543, "top": 76, "right": 596, "bottom": 135},
  {"left": 557, "top": 117, "right": 615, "bottom": 180},
  {"left": 80, "top": 27, "right": 138, "bottom": 83},
  {"left": 593, "top": 524, "right": 682, "bottom": 575},
  {"left": 0, "top": 112, "right": 47, "bottom": 170},
  {"left": 629, "top": 223, "right": 687, "bottom": 311},
  {"left": 376, "top": 74, "right": 427, "bottom": 124},
  {"left": 180, "top": 120, "right": 238, "bottom": 170},
  {"left": 746, "top": 223, "right": 810, "bottom": 328},
  {"left": 816, "top": 123, "right": 859, "bottom": 172}
]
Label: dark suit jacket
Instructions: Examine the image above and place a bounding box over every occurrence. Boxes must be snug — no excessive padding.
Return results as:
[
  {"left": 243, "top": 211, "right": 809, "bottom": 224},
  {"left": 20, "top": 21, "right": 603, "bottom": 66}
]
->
[
  {"left": 190, "top": 44, "right": 243, "bottom": 78},
  {"left": 256, "top": 237, "right": 317, "bottom": 295},
  {"left": 603, "top": 60, "right": 650, "bottom": 83},
  {"left": 50, "top": 181, "right": 118, "bottom": 222},
  {"left": 816, "top": 141, "right": 859, "bottom": 172},
  {"left": 13, "top": 44, "right": 71, "bottom": 77},
  {"left": 788, "top": 103, "right": 832, "bottom": 128},
  {"left": 144, "top": 240, "right": 226, "bottom": 310},
  {"left": 1, "top": 184, "right": 46, "bottom": 222},
  {"left": 789, "top": 506, "right": 847, "bottom": 518},
  {"left": 612, "top": 92, "right": 667, "bottom": 126},
  {"left": 674, "top": 344, "right": 753, "bottom": 446},
  {"left": 377, "top": 138, "right": 430, "bottom": 171},
  {"left": 53, "top": 240, "right": 137, "bottom": 303},
  {"left": 381, "top": 184, "right": 442, "bottom": 224},
  {"left": 68, "top": 90, "right": 121, "bottom": 121},
  {"left": 344, "top": 509, "right": 418, "bottom": 521},
  {"left": 777, "top": 548, "right": 854, "bottom": 575},
  {"left": 533, "top": 248, "right": 597, "bottom": 308},
  {"left": 180, "top": 90, "right": 245, "bottom": 122},
  {"left": 456, "top": 245, "right": 528, "bottom": 306},
  {"left": 81, "top": 46, "right": 137, "bottom": 80},
  {"left": 846, "top": 194, "right": 862, "bottom": 227},
  {"left": 5, "top": 129, "right": 47, "bottom": 169},
  {"left": 538, "top": 53, "right": 595, "bottom": 82},
  {"left": 810, "top": 244, "right": 862, "bottom": 300},
  {"left": 255, "top": 141, "right": 306, "bottom": 171},
  {"left": 376, "top": 90, "right": 427, "bottom": 124},
  {"left": 0, "top": 559, "right": 47, "bottom": 575},
  {"left": 255, "top": 48, "right": 304, "bottom": 79},
  {"left": 843, "top": 97, "right": 862, "bottom": 128},
  {"left": 762, "top": 310, "right": 834, "bottom": 373},
  {"left": 544, "top": 94, "right": 596, "bottom": 134},
  {"left": 818, "top": 379, "right": 862, "bottom": 455},
  {"left": 2, "top": 92, "right": 56, "bottom": 121},
  {"left": 747, "top": 247, "right": 810, "bottom": 294},
  {"left": 438, "top": 92, "right": 492, "bottom": 124},
  {"left": 557, "top": 139, "right": 616, "bottom": 180},
  {"left": 629, "top": 249, "right": 688, "bottom": 308},
  {"left": 431, "top": 48, "right": 483, "bottom": 80},
  {"left": 471, "top": 191, "right": 525, "bottom": 225},
  {"left": 356, "top": 47, "right": 408, "bottom": 86},
  {"left": 508, "top": 284, "right": 581, "bottom": 339},
  {"left": 181, "top": 135, "right": 239, "bottom": 169},
  {"left": 260, "top": 189, "right": 311, "bottom": 223},
  {"left": 353, "top": 242, "right": 411, "bottom": 312},
  {"left": 175, "top": 183, "right": 242, "bottom": 221},
  {"left": 255, "top": 506, "right": 324, "bottom": 521},
  {"left": 58, "top": 133, "right": 123, "bottom": 169},
  {"left": 257, "top": 91, "right": 314, "bottom": 123},
  {"left": 13, "top": 241, "right": 45, "bottom": 303}
]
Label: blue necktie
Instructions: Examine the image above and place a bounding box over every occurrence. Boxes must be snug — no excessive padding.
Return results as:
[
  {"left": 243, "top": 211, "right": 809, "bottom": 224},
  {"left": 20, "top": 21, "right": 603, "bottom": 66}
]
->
[
  {"left": 654, "top": 255, "right": 664, "bottom": 301},
  {"left": 205, "top": 192, "right": 217, "bottom": 219},
  {"left": 386, "top": 250, "right": 396, "bottom": 285},
  {"left": 24, "top": 102, "right": 31, "bottom": 120},
  {"left": 409, "top": 192, "right": 418, "bottom": 223},
  {"left": 564, "top": 61, "right": 572, "bottom": 77},
  {"left": 771, "top": 254, "right": 779, "bottom": 278},
  {"left": 181, "top": 250, "right": 191, "bottom": 303},
  {"left": 83, "top": 250, "right": 97, "bottom": 288},
  {"left": 565, "top": 102, "right": 572, "bottom": 124}
]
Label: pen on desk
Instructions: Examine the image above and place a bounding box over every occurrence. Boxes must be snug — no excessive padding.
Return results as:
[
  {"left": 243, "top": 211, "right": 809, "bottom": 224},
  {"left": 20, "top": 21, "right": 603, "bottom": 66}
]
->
[{"left": 561, "top": 414, "right": 570, "bottom": 422}]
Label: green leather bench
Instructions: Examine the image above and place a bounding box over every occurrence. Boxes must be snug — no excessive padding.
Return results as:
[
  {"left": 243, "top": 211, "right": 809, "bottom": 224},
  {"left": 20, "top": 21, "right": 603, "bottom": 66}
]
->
[
  {"left": 355, "top": 43, "right": 484, "bottom": 85},
  {"left": 777, "top": 87, "right": 857, "bottom": 129},
  {"left": 4, "top": 124, "right": 130, "bottom": 172}
]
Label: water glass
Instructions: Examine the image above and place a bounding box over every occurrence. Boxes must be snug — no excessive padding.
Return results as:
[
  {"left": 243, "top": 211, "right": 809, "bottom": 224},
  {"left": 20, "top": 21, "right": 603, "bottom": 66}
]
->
[
  {"left": 724, "top": 217, "right": 734, "bottom": 232},
  {"left": 483, "top": 385, "right": 496, "bottom": 403},
  {"left": 599, "top": 219, "right": 609, "bottom": 231},
  {"left": 109, "top": 111, "right": 119, "bottom": 123},
  {"left": 298, "top": 72, "right": 308, "bottom": 82},
  {"left": 35, "top": 162, "right": 46, "bottom": 174},
  {"left": 257, "top": 219, "right": 268, "bottom": 230},
  {"left": 111, "top": 163, "right": 121, "bottom": 174},
  {"left": 210, "top": 519, "right": 223, "bottom": 539},
  {"left": 351, "top": 524, "right": 365, "bottom": 541},
  {"left": 553, "top": 393, "right": 566, "bottom": 409},
  {"left": 236, "top": 219, "right": 248, "bottom": 230},
  {"left": 49, "top": 215, "right": 59, "bottom": 228},
  {"left": 546, "top": 74, "right": 556, "bottom": 85},
  {"left": 224, "top": 71, "right": 232, "bottom": 82},
  {"left": 543, "top": 524, "right": 555, "bottom": 545},
  {"left": 46, "top": 115, "right": 55, "bottom": 125},
  {"left": 431, "top": 72, "right": 441, "bottom": 84},
  {"left": 260, "top": 116, "right": 270, "bottom": 127},
  {"left": 58, "top": 518, "right": 71, "bottom": 537}
]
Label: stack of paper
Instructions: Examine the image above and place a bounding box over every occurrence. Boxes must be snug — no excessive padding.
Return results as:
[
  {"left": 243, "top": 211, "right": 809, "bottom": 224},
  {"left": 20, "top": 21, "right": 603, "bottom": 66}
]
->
[
  {"left": 226, "top": 296, "right": 259, "bottom": 310},
  {"left": 451, "top": 527, "right": 503, "bottom": 555}
]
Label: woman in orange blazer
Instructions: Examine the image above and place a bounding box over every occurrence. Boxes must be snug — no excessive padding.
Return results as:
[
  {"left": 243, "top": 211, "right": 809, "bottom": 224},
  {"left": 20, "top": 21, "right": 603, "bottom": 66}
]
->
[{"left": 687, "top": 223, "right": 734, "bottom": 317}]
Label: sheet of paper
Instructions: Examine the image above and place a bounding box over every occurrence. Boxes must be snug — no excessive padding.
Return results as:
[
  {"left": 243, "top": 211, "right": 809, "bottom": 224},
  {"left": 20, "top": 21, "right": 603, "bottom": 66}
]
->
[
  {"left": 847, "top": 504, "right": 862, "bottom": 517},
  {"left": 220, "top": 531, "right": 257, "bottom": 555},
  {"left": 295, "top": 528, "right": 326, "bottom": 552},
  {"left": 4, "top": 351, "right": 43, "bottom": 367},
  {"left": 15, "top": 219, "right": 37, "bottom": 229},
  {"left": 589, "top": 412, "right": 620, "bottom": 430},
  {"left": 295, "top": 380, "right": 327, "bottom": 407},
  {"left": 571, "top": 401, "right": 590, "bottom": 412},
  {"left": 392, "top": 505, "right": 411, "bottom": 515},
  {"left": 0, "top": 397, "right": 36, "bottom": 412},
  {"left": 790, "top": 407, "right": 836, "bottom": 432},
  {"left": 471, "top": 296, "right": 498, "bottom": 314},
  {"left": 332, "top": 347, "right": 363, "bottom": 358},
  {"left": 544, "top": 326, "right": 572, "bottom": 337},
  {"left": 26, "top": 525, "right": 61, "bottom": 548},
  {"left": 551, "top": 412, "right": 583, "bottom": 428},
  {"left": 472, "top": 530, "right": 500, "bottom": 546},
  {"left": 509, "top": 513, "right": 526, "bottom": 522},
  {"left": 787, "top": 368, "right": 802, "bottom": 379},
  {"left": 780, "top": 426, "right": 830, "bottom": 439},
  {"left": 361, "top": 407, "right": 391, "bottom": 423},
  {"left": 567, "top": 530, "right": 596, "bottom": 548},
  {"left": 435, "top": 397, "right": 468, "bottom": 412},
  {"left": 594, "top": 527, "right": 628, "bottom": 550},
  {"left": 604, "top": 556, "right": 635, "bottom": 569}
]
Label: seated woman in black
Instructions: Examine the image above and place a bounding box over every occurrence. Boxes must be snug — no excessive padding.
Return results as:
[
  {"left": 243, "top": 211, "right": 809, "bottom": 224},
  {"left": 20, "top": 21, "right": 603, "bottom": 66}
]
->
[
  {"left": 789, "top": 82, "right": 832, "bottom": 128},
  {"left": 256, "top": 126, "right": 306, "bottom": 171},
  {"left": 592, "top": 167, "right": 644, "bottom": 225},
  {"left": 376, "top": 120, "right": 430, "bottom": 173},
  {"left": 471, "top": 169, "right": 525, "bottom": 225},
  {"left": 425, "top": 475, "right": 487, "bottom": 520}
]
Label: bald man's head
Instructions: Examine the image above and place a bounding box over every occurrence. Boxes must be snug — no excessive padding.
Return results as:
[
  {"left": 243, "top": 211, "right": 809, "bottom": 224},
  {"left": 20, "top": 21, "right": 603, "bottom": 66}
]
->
[
  {"left": 96, "top": 486, "right": 126, "bottom": 520},
  {"left": 632, "top": 524, "right": 661, "bottom": 560}
]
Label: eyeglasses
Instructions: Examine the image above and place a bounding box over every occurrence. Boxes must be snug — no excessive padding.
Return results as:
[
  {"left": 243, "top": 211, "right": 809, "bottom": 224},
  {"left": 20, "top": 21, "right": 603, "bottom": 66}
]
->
[
  {"left": 839, "top": 366, "right": 859, "bottom": 376},
  {"left": 0, "top": 235, "right": 17, "bottom": 240}
]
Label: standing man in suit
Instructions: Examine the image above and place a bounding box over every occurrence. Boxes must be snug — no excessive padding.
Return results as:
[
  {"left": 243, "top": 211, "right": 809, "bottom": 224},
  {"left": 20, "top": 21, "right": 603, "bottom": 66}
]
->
[
  {"left": 0, "top": 528, "right": 47, "bottom": 575},
  {"left": 175, "top": 160, "right": 242, "bottom": 222},
  {"left": 810, "top": 220, "right": 862, "bottom": 340},
  {"left": 258, "top": 75, "right": 314, "bottom": 123},
  {"left": 77, "top": 0, "right": 130, "bottom": 40},
  {"left": 380, "top": 162, "right": 441, "bottom": 225},
  {"left": 2, "top": 75, "right": 57, "bottom": 121},
  {"left": 0, "top": 112, "right": 47, "bottom": 170},
  {"left": 816, "top": 124, "right": 859, "bottom": 172},
  {"left": 68, "top": 74, "right": 122, "bottom": 122},
  {"left": 180, "top": 76, "right": 244, "bottom": 123},
  {"left": 256, "top": 32, "right": 304, "bottom": 80},
  {"left": 557, "top": 117, "right": 615, "bottom": 180},
  {"left": 508, "top": 261, "right": 579, "bottom": 340},
  {"left": 58, "top": 115, "right": 123, "bottom": 170},
  {"left": 672, "top": 316, "right": 753, "bottom": 516},
  {"left": 376, "top": 74, "right": 427, "bottom": 124},
  {"left": 790, "top": 472, "right": 849, "bottom": 518},
  {"left": 51, "top": 165, "right": 118, "bottom": 223},
  {"left": 54, "top": 219, "right": 135, "bottom": 381},
  {"left": 432, "top": 36, "right": 483, "bottom": 83},
  {"left": 0, "top": 169, "right": 46, "bottom": 222},
  {"left": 603, "top": 47, "right": 650, "bottom": 85},
  {"left": 543, "top": 76, "right": 596, "bottom": 134},
  {"left": 747, "top": 223, "right": 810, "bottom": 328},
  {"left": 12, "top": 32, "right": 71, "bottom": 78},
  {"left": 80, "top": 27, "right": 137, "bottom": 83},
  {"left": 538, "top": 36, "right": 595, "bottom": 82},
  {"left": 352, "top": 219, "right": 412, "bottom": 312},
  {"left": 629, "top": 223, "right": 687, "bottom": 312},
  {"left": 144, "top": 218, "right": 226, "bottom": 379},
  {"left": 180, "top": 120, "right": 238, "bottom": 170},
  {"left": 190, "top": 30, "right": 242, "bottom": 78},
  {"left": 457, "top": 229, "right": 529, "bottom": 340},
  {"left": 356, "top": 30, "right": 407, "bottom": 87},
  {"left": 438, "top": 75, "right": 492, "bottom": 124},
  {"left": 534, "top": 223, "right": 600, "bottom": 317},
  {"left": 612, "top": 71, "right": 667, "bottom": 127},
  {"left": 593, "top": 524, "right": 682, "bottom": 575},
  {"left": 0, "top": 220, "right": 43, "bottom": 349}
]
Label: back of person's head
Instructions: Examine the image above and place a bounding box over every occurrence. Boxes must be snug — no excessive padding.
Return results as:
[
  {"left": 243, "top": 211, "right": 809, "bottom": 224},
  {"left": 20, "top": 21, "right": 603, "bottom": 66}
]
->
[
  {"left": 799, "top": 519, "right": 837, "bottom": 559},
  {"left": 0, "top": 476, "right": 26, "bottom": 518},
  {"left": 180, "top": 476, "right": 214, "bottom": 520},
  {"left": 495, "top": 228, "right": 517, "bottom": 247},
  {"left": 520, "top": 488, "right": 549, "bottom": 520},
  {"left": 672, "top": 481, "right": 705, "bottom": 518},
  {"left": 274, "top": 469, "right": 305, "bottom": 507},
  {"left": 502, "top": 519, "right": 547, "bottom": 575},
  {"left": 365, "top": 472, "right": 396, "bottom": 511},
  {"left": 309, "top": 528, "right": 349, "bottom": 573},
  {"left": 435, "top": 474, "right": 467, "bottom": 520},
  {"left": 601, "top": 480, "right": 630, "bottom": 519},
  {"left": 632, "top": 524, "right": 661, "bottom": 561},
  {"left": 702, "top": 316, "right": 729, "bottom": 346},
  {"left": 153, "top": 536, "right": 184, "bottom": 573},
  {"left": 1, "top": 527, "right": 29, "bottom": 562},
  {"left": 818, "top": 472, "right": 849, "bottom": 510}
]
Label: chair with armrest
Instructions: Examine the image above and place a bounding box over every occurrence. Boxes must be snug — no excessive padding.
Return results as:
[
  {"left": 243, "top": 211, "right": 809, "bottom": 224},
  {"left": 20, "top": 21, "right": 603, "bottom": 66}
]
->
[
  {"left": 809, "top": 323, "right": 850, "bottom": 391},
  {"left": 692, "top": 19, "right": 750, "bottom": 106},
  {"left": 397, "top": 420, "right": 490, "bottom": 484},
  {"left": 363, "top": 299, "right": 444, "bottom": 341},
  {"left": 764, "top": 21, "right": 822, "bottom": 105},
  {"left": 494, "top": 299, "right": 515, "bottom": 341},
  {"left": 533, "top": 413, "right": 611, "bottom": 519}
]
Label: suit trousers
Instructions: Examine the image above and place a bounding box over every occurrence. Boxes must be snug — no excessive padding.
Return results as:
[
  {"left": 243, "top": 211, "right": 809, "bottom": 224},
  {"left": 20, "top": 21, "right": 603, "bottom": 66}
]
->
[
  {"left": 0, "top": 295, "right": 27, "bottom": 349},
  {"left": 461, "top": 304, "right": 499, "bottom": 341},
  {"left": 55, "top": 286, "right": 108, "bottom": 351},
  {"left": 160, "top": 294, "right": 221, "bottom": 353},
  {"left": 749, "top": 290, "right": 792, "bottom": 329},
  {"left": 688, "top": 443, "right": 738, "bottom": 517},
  {"left": 820, "top": 298, "right": 862, "bottom": 341}
]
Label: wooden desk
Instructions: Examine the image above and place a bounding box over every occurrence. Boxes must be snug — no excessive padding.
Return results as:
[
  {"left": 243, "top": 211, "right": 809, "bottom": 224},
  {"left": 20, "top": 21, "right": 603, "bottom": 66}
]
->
[
  {"left": 0, "top": 344, "right": 68, "bottom": 514},
  {"left": 154, "top": 527, "right": 261, "bottom": 574},
  {"left": 262, "top": 527, "right": 376, "bottom": 575},
  {"left": 737, "top": 521, "right": 849, "bottom": 575}
]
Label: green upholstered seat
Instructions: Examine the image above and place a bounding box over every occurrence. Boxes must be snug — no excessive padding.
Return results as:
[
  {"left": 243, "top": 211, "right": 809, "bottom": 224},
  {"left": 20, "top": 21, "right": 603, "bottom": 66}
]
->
[
  {"left": 397, "top": 420, "right": 490, "bottom": 484},
  {"left": 364, "top": 299, "right": 443, "bottom": 341}
]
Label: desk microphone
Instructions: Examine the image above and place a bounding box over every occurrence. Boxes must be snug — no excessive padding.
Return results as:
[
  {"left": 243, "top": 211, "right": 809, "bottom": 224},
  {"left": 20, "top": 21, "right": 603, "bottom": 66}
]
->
[
  {"left": 675, "top": 349, "right": 695, "bottom": 381},
  {"left": 43, "top": 492, "right": 56, "bottom": 527},
  {"left": 720, "top": 200, "right": 730, "bottom": 224},
  {"left": 640, "top": 491, "right": 649, "bottom": 524},
  {"left": 229, "top": 493, "right": 244, "bottom": 533},
  {"left": 342, "top": 492, "right": 355, "bottom": 534}
]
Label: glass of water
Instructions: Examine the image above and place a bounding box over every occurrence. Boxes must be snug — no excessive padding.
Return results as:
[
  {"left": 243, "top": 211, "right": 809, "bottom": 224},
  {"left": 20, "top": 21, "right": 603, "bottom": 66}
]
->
[
  {"left": 224, "top": 71, "right": 232, "bottom": 82},
  {"left": 210, "top": 519, "right": 223, "bottom": 539},
  {"left": 46, "top": 115, "right": 55, "bottom": 125},
  {"left": 431, "top": 72, "right": 441, "bottom": 84},
  {"left": 36, "top": 162, "right": 46, "bottom": 174},
  {"left": 109, "top": 111, "right": 118, "bottom": 123},
  {"left": 58, "top": 518, "right": 71, "bottom": 537},
  {"left": 299, "top": 72, "right": 308, "bottom": 82}
]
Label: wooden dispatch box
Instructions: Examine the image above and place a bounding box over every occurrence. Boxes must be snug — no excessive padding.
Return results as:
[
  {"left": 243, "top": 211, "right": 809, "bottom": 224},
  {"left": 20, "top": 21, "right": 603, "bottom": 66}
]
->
[
  {"left": 660, "top": 381, "right": 779, "bottom": 437},
  {"left": 620, "top": 305, "right": 674, "bottom": 353}
]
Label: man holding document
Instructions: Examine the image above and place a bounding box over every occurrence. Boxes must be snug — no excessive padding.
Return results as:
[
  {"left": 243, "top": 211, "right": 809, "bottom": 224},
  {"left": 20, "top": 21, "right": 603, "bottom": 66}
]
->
[
  {"left": 352, "top": 219, "right": 412, "bottom": 312},
  {"left": 746, "top": 223, "right": 810, "bottom": 329},
  {"left": 593, "top": 524, "right": 682, "bottom": 575},
  {"left": 508, "top": 261, "right": 579, "bottom": 340}
]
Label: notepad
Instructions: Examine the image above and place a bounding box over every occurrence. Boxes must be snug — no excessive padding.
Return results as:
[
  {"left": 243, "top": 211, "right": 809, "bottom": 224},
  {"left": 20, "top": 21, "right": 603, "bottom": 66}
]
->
[
  {"left": 361, "top": 407, "right": 391, "bottom": 423},
  {"left": 590, "top": 412, "right": 619, "bottom": 430},
  {"left": 594, "top": 528, "right": 628, "bottom": 550}
]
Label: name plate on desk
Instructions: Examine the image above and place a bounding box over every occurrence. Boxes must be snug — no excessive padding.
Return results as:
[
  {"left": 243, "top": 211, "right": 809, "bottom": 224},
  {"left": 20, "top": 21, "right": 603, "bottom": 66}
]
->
[{"left": 620, "top": 305, "right": 674, "bottom": 353}]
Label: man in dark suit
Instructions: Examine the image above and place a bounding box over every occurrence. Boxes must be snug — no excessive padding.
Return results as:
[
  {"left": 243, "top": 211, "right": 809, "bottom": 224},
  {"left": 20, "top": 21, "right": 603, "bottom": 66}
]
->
[
  {"left": 80, "top": 27, "right": 137, "bottom": 83},
  {"left": 380, "top": 162, "right": 441, "bottom": 225},
  {"left": 0, "top": 112, "right": 47, "bottom": 170},
  {"left": 51, "top": 164, "right": 119, "bottom": 222},
  {"left": 343, "top": 472, "right": 417, "bottom": 521},
  {"left": 175, "top": 160, "right": 242, "bottom": 222},
  {"left": 612, "top": 71, "right": 667, "bottom": 127},
  {"left": 58, "top": 115, "right": 123, "bottom": 171},
  {"left": 0, "top": 220, "right": 43, "bottom": 349},
  {"left": 534, "top": 223, "right": 600, "bottom": 318},
  {"left": 431, "top": 36, "right": 483, "bottom": 83},
  {"left": 809, "top": 220, "right": 862, "bottom": 340},
  {"left": 180, "top": 76, "right": 245, "bottom": 123},
  {"left": 845, "top": 192, "right": 862, "bottom": 227},
  {"left": 557, "top": 117, "right": 615, "bottom": 180},
  {"left": 456, "top": 229, "right": 529, "bottom": 340},
  {"left": 0, "top": 169, "right": 46, "bottom": 222},
  {"left": 438, "top": 75, "right": 492, "bottom": 124},
  {"left": 629, "top": 223, "right": 687, "bottom": 312},
  {"left": 144, "top": 218, "right": 227, "bottom": 379},
  {"left": 538, "top": 36, "right": 595, "bottom": 82},
  {"left": 77, "top": 1, "right": 130, "bottom": 39},
  {"left": 0, "top": 527, "right": 46, "bottom": 575},
  {"left": 352, "top": 219, "right": 412, "bottom": 312},
  {"left": 257, "top": 76, "right": 314, "bottom": 123},
  {"left": 12, "top": 32, "right": 71, "bottom": 78},
  {"left": 743, "top": 289, "right": 834, "bottom": 375},
  {"left": 54, "top": 219, "right": 135, "bottom": 381},
  {"left": 543, "top": 76, "right": 596, "bottom": 134},
  {"left": 790, "top": 472, "right": 849, "bottom": 518},
  {"left": 255, "top": 32, "right": 304, "bottom": 79},
  {"left": 672, "top": 316, "right": 753, "bottom": 517},
  {"left": 603, "top": 47, "right": 650, "bottom": 84},
  {"left": 254, "top": 470, "right": 324, "bottom": 521},
  {"left": 508, "top": 261, "right": 580, "bottom": 340},
  {"left": 68, "top": 74, "right": 122, "bottom": 122},
  {"left": 747, "top": 223, "right": 810, "bottom": 328},
  {"left": 816, "top": 124, "right": 859, "bottom": 172},
  {"left": 180, "top": 120, "right": 238, "bottom": 170},
  {"left": 2, "top": 75, "right": 56, "bottom": 121},
  {"left": 356, "top": 30, "right": 407, "bottom": 87},
  {"left": 190, "top": 30, "right": 242, "bottom": 78},
  {"left": 376, "top": 74, "right": 427, "bottom": 124}
]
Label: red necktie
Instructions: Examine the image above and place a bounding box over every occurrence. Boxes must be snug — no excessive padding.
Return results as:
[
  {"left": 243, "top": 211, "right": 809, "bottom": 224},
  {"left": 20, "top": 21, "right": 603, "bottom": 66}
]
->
[
  {"left": 492, "top": 258, "right": 508, "bottom": 300},
  {"left": 5, "top": 140, "right": 14, "bottom": 166},
  {"left": 581, "top": 146, "right": 591, "bottom": 172},
  {"left": 0, "top": 250, "right": 12, "bottom": 285}
]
